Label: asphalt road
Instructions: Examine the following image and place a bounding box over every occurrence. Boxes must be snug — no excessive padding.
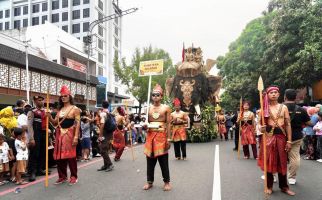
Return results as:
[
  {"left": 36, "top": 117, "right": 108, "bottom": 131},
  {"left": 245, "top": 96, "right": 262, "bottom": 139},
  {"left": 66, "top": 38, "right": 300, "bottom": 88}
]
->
[{"left": 1, "top": 140, "right": 322, "bottom": 200}]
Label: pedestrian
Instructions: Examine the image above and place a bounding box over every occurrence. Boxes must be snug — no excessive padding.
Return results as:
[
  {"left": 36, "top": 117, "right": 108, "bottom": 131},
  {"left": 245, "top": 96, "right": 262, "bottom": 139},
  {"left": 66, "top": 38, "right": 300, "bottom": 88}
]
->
[
  {"left": 225, "top": 111, "right": 234, "bottom": 140},
  {"left": 170, "top": 98, "right": 189, "bottom": 160},
  {"left": 284, "top": 89, "right": 311, "bottom": 185},
  {"left": 14, "top": 128, "right": 29, "bottom": 185},
  {"left": 313, "top": 112, "right": 322, "bottom": 162},
  {"left": 112, "top": 107, "right": 126, "bottom": 161},
  {"left": 97, "top": 100, "right": 115, "bottom": 172},
  {"left": 80, "top": 110, "right": 93, "bottom": 161},
  {"left": 258, "top": 86, "right": 295, "bottom": 196},
  {"left": 130, "top": 122, "right": 137, "bottom": 145},
  {"left": 0, "top": 133, "right": 10, "bottom": 185},
  {"left": 143, "top": 84, "right": 171, "bottom": 191},
  {"left": 303, "top": 107, "right": 319, "bottom": 160},
  {"left": 231, "top": 110, "right": 240, "bottom": 151},
  {"left": 47, "top": 85, "right": 81, "bottom": 185},
  {"left": 238, "top": 101, "right": 257, "bottom": 159}
]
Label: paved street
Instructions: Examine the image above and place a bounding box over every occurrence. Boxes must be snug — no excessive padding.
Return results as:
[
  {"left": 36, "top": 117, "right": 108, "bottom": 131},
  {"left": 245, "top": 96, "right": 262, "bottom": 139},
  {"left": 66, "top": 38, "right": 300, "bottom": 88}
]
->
[{"left": 1, "top": 140, "right": 322, "bottom": 200}]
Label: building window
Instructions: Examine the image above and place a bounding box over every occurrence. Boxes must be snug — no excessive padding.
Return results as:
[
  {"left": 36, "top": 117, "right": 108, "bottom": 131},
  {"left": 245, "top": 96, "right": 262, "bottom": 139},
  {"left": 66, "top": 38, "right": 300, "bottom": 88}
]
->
[
  {"left": 0, "top": 23, "right": 2, "bottom": 31},
  {"left": 98, "top": 26, "right": 103, "bottom": 36},
  {"left": 32, "top": 17, "right": 39, "bottom": 25},
  {"left": 115, "top": 17, "right": 118, "bottom": 25},
  {"left": 72, "top": 10, "right": 80, "bottom": 19},
  {"left": 98, "top": 12, "right": 103, "bottom": 20},
  {"left": 114, "top": 27, "right": 118, "bottom": 36},
  {"left": 52, "top": 13, "right": 59, "bottom": 23},
  {"left": 98, "top": 53, "right": 103, "bottom": 63},
  {"left": 14, "top": 20, "right": 20, "bottom": 29},
  {"left": 115, "top": 75, "right": 119, "bottom": 82},
  {"left": 9, "top": 67, "right": 21, "bottom": 89},
  {"left": 98, "top": 0, "right": 103, "bottom": 10},
  {"left": 42, "top": 2, "right": 48, "bottom": 11},
  {"left": 62, "top": 25, "right": 68, "bottom": 32},
  {"left": 52, "top": 1, "right": 59, "bottom": 10},
  {"left": 23, "top": 19, "right": 28, "bottom": 27},
  {"left": 23, "top": 6, "right": 28, "bottom": 14},
  {"left": 14, "top": 7, "right": 21, "bottom": 16},
  {"left": 83, "top": 8, "right": 90, "bottom": 18},
  {"left": 115, "top": 87, "right": 118, "bottom": 95},
  {"left": 5, "top": 10, "right": 10, "bottom": 18},
  {"left": 98, "top": 39, "right": 103, "bottom": 50},
  {"left": 32, "top": 4, "right": 39, "bottom": 13},
  {"left": 0, "top": 11, "right": 3, "bottom": 19},
  {"left": 114, "top": 38, "right": 118, "bottom": 47},
  {"left": 72, "top": 23, "right": 80, "bottom": 33},
  {"left": 98, "top": 67, "right": 103, "bottom": 76},
  {"left": 73, "top": 0, "right": 80, "bottom": 6},
  {"left": 62, "top": 12, "right": 68, "bottom": 21},
  {"left": 5, "top": 22, "right": 9, "bottom": 30},
  {"left": 62, "top": 0, "right": 68, "bottom": 8},
  {"left": 84, "top": 0, "right": 90, "bottom": 4},
  {"left": 83, "top": 22, "right": 89, "bottom": 32},
  {"left": 42, "top": 15, "right": 47, "bottom": 24}
]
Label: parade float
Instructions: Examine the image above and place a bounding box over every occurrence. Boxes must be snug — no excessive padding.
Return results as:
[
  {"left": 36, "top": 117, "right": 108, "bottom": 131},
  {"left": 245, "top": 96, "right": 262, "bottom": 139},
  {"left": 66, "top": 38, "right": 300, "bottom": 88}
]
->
[{"left": 165, "top": 46, "right": 222, "bottom": 142}]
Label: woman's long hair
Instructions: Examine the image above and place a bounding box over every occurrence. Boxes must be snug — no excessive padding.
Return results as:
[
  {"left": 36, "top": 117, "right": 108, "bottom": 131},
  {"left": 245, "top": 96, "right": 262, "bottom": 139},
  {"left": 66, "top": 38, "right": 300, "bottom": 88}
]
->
[{"left": 58, "top": 95, "right": 74, "bottom": 110}]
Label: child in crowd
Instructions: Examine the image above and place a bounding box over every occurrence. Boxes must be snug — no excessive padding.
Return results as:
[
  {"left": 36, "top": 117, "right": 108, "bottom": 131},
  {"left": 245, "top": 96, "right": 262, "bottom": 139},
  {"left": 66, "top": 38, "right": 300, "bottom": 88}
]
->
[
  {"left": 313, "top": 112, "right": 322, "bottom": 163},
  {"left": 0, "top": 133, "right": 10, "bottom": 185},
  {"left": 14, "top": 128, "right": 28, "bottom": 185},
  {"left": 7, "top": 130, "right": 17, "bottom": 182}
]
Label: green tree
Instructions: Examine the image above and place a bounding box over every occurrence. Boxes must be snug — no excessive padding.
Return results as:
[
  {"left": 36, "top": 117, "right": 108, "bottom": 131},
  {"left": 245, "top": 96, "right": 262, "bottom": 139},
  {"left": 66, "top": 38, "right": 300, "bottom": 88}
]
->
[{"left": 114, "top": 46, "right": 175, "bottom": 113}]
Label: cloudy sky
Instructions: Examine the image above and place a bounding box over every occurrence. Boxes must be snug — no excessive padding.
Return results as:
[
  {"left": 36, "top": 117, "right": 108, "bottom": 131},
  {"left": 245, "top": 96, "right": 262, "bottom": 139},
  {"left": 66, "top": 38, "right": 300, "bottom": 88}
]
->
[{"left": 120, "top": 0, "right": 269, "bottom": 72}]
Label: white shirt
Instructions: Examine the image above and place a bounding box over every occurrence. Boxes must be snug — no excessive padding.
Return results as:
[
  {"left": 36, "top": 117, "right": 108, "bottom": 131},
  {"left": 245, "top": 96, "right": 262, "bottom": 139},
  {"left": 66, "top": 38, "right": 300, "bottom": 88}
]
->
[
  {"left": 15, "top": 140, "right": 28, "bottom": 161},
  {"left": 17, "top": 114, "right": 30, "bottom": 143},
  {"left": 0, "top": 142, "right": 9, "bottom": 164}
]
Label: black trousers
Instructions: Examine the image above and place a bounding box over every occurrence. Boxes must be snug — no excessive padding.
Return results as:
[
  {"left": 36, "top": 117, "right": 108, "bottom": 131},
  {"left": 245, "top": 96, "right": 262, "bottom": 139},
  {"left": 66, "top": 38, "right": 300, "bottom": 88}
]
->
[
  {"left": 99, "top": 139, "right": 113, "bottom": 167},
  {"left": 267, "top": 172, "right": 288, "bottom": 190},
  {"left": 146, "top": 154, "right": 170, "bottom": 184},
  {"left": 174, "top": 141, "right": 186, "bottom": 158},
  {"left": 234, "top": 127, "right": 240, "bottom": 149},
  {"left": 28, "top": 130, "right": 46, "bottom": 174}
]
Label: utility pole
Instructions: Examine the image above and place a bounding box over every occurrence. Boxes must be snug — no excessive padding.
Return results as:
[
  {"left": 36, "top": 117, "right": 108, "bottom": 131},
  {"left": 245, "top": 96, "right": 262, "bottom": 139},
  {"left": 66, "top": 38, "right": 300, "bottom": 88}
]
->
[
  {"left": 23, "top": 39, "right": 31, "bottom": 104},
  {"left": 85, "top": 7, "right": 138, "bottom": 109}
]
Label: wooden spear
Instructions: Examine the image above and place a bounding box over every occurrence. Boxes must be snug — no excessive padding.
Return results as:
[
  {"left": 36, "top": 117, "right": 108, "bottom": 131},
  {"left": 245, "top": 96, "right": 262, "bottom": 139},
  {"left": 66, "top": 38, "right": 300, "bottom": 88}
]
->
[
  {"left": 45, "top": 90, "right": 49, "bottom": 187},
  {"left": 237, "top": 97, "right": 242, "bottom": 159},
  {"left": 258, "top": 76, "right": 268, "bottom": 195}
]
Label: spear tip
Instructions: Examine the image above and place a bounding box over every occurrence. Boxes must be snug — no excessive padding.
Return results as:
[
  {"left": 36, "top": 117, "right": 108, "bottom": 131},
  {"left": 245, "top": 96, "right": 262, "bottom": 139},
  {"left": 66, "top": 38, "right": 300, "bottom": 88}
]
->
[{"left": 258, "top": 76, "right": 264, "bottom": 91}]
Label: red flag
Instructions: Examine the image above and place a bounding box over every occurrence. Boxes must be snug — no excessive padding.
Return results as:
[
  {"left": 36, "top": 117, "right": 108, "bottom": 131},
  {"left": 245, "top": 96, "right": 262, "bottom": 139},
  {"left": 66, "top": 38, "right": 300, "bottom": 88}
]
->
[{"left": 182, "top": 43, "right": 185, "bottom": 62}]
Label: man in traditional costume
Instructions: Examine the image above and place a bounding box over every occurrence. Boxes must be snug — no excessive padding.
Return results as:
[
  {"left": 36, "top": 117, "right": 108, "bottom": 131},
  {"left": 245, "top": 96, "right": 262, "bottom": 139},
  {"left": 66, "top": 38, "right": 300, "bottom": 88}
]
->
[
  {"left": 143, "top": 84, "right": 171, "bottom": 191},
  {"left": 170, "top": 98, "right": 189, "bottom": 160},
  {"left": 47, "top": 85, "right": 80, "bottom": 185},
  {"left": 258, "top": 86, "right": 295, "bottom": 195},
  {"left": 238, "top": 101, "right": 257, "bottom": 159}
]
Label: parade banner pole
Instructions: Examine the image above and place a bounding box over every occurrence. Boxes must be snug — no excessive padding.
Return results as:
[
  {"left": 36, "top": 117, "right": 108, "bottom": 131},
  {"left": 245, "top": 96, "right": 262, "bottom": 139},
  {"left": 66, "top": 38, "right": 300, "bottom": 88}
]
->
[
  {"left": 45, "top": 90, "right": 49, "bottom": 187},
  {"left": 146, "top": 75, "right": 152, "bottom": 115},
  {"left": 237, "top": 97, "right": 242, "bottom": 159},
  {"left": 258, "top": 76, "right": 268, "bottom": 196},
  {"left": 125, "top": 101, "right": 135, "bottom": 161}
]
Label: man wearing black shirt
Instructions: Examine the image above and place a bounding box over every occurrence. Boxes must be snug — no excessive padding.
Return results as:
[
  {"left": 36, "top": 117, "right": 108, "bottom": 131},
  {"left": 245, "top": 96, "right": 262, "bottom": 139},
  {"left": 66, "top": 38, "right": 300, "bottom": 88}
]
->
[{"left": 284, "top": 89, "right": 311, "bottom": 185}]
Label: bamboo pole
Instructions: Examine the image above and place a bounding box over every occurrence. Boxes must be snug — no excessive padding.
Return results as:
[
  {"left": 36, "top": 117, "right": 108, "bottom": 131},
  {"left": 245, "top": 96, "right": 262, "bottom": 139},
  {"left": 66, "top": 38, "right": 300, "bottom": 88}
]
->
[{"left": 45, "top": 90, "right": 49, "bottom": 187}]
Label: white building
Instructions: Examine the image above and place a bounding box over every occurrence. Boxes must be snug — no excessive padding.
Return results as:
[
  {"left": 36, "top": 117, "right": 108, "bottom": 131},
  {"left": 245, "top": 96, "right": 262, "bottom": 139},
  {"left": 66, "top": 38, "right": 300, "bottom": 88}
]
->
[{"left": 0, "top": 0, "right": 129, "bottom": 105}]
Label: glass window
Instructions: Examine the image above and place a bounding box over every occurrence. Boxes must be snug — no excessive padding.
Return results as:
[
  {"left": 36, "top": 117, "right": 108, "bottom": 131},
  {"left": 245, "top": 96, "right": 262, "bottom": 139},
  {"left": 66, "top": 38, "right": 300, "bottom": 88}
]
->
[
  {"left": 0, "top": 11, "right": 3, "bottom": 19},
  {"left": 5, "top": 22, "right": 9, "bottom": 30},
  {"left": 98, "top": 0, "right": 103, "bottom": 10},
  {"left": 62, "top": 25, "right": 68, "bottom": 32},
  {"left": 115, "top": 17, "right": 119, "bottom": 25},
  {"left": 52, "top": 13, "right": 59, "bottom": 23},
  {"left": 115, "top": 87, "right": 118, "bottom": 94},
  {"left": 72, "top": 23, "right": 80, "bottom": 33},
  {"left": 52, "top": 1, "right": 59, "bottom": 10},
  {"left": 115, "top": 75, "right": 119, "bottom": 82},
  {"left": 98, "top": 26, "right": 103, "bottom": 36},
  {"left": 14, "top": 7, "right": 21, "bottom": 16},
  {"left": 98, "top": 53, "right": 103, "bottom": 63},
  {"left": 14, "top": 20, "right": 20, "bottom": 29},
  {"left": 23, "top": 19, "right": 28, "bottom": 27},
  {"left": 32, "top": 17, "right": 39, "bottom": 25},
  {"left": 42, "top": 2, "right": 48, "bottom": 11},
  {"left": 83, "top": 22, "right": 89, "bottom": 32},
  {"left": 23, "top": 6, "right": 28, "bottom": 14},
  {"left": 98, "top": 39, "right": 103, "bottom": 50},
  {"left": 114, "top": 38, "right": 118, "bottom": 47},
  {"left": 73, "top": 0, "right": 80, "bottom": 6},
  {"left": 0, "top": 23, "right": 2, "bottom": 31},
  {"left": 114, "top": 27, "right": 118, "bottom": 36},
  {"left": 32, "top": 4, "right": 39, "bottom": 13},
  {"left": 98, "top": 12, "right": 103, "bottom": 20},
  {"left": 62, "top": 0, "right": 68, "bottom": 8},
  {"left": 98, "top": 67, "right": 103, "bottom": 76},
  {"left": 72, "top": 10, "right": 80, "bottom": 19},
  {"left": 42, "top": 15, "right": 47, "bottom": 24},
  {"left": 83, "top": 8, "right": 90, "bottom": 18},
  {"left": 83, "top": 0, "right": 90, "bottom": 4},
  {"left": 62, "top": 12, "right": 68, "bottom": 21},
  {"left": 5, "top": 10, "right": 10, "bottom": 18}
]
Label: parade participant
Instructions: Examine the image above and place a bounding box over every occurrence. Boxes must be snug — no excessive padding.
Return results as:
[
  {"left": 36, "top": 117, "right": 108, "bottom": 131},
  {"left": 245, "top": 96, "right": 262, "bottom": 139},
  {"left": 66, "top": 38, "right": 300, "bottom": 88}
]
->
[
  {"left": 97, "top": 100, "right": 115, "bottom": 172},
  {"left": 47, "top": 85, "right": 80, "bottom": 185},
  {"left": 143, "top": 84, "right": 171, "bottom": 191},
  {"left": 238, "top": 101, "right": 257, "bottom": 159},
  {"left": 216, "top": 109, "right": 227, "bottom": 140},
  {"left": 170, "top": 98, "right": 188, "bottom": 160},
  {"left": 258, "top": 86, "right": 295, "bottom": 196},
  {"left": 112, "top": 106, "right": 126, "bottom": 161},
  {"left": 284, "top": 89, "right": 311, "bottom": 185},
  {"left": 27, "top": 96, "right": 47, "bottom": 182}
]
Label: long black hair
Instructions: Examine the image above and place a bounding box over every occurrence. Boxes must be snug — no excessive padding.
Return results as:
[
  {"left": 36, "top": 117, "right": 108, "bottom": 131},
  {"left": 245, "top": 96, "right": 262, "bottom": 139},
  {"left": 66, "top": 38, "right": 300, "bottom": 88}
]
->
[{"left": 58, "top": 95, "right": 74, "bottom": 110}]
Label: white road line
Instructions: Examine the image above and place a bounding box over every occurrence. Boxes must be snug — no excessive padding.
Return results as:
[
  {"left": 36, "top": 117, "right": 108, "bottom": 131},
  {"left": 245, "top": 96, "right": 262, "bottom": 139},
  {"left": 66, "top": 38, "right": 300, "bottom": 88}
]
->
[{"left": 212, "top": 144, "right": 221, "bottom": 200}]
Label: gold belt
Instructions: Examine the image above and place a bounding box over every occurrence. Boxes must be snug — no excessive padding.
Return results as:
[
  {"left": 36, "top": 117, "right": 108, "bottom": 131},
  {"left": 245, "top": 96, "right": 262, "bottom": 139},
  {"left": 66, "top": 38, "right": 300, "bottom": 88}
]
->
[
  {"left": 149, "top": 128, "right": 165, "bottom": 132},
  {"left": 173, "top": 125, "right": 185, "bottom": 128}
]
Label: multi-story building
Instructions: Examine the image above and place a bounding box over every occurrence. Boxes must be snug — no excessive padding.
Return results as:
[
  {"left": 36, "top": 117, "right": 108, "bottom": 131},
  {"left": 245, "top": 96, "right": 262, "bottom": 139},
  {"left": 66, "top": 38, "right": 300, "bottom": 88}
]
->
[{"left": 0, "top": 0, "right": 129, "bottom": 105}]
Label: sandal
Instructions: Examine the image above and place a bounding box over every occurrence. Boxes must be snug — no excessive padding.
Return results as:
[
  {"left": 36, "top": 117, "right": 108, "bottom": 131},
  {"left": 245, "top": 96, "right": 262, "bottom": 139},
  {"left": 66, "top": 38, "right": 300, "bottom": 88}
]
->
[
  {"left": 0, "top": 181, "right": 4, "bottom": 186},
  {"left": 16, "top": 180, "right": 29, "bottom": 185}
]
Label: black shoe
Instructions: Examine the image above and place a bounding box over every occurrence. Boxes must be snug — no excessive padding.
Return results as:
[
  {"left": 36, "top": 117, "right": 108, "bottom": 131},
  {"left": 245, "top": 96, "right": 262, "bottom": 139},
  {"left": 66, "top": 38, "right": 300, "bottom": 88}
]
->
[
  {"left": 97, "top": 166, "right": 107, "bottom": 171},
  {"left": 105, "top": 165, "right": 114, "bottom": 172},
  {"left": 233, "top": 148, "right": 237, "bottom": 151},
  {"left": 29, "top": 173, "right": 36, "bottom": 182},
  {"left": 36, "top": 170, "right": 46, "bottom": 176}
]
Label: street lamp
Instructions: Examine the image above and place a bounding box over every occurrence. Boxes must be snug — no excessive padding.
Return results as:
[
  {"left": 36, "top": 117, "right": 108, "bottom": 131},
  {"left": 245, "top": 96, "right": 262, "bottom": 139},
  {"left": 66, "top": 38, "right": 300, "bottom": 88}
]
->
[{"left": 85, "top": 7, "right": 138, "bottom": 109}]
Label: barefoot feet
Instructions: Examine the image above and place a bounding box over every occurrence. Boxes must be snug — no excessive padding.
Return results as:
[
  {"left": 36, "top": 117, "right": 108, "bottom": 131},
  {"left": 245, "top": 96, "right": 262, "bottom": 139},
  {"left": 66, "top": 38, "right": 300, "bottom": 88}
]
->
[
  {"left": 143, "top": 183, "right": 153, "bottom": 190},
  {"left": 163, "top": 182, "right": 171, "bottom": 191}
]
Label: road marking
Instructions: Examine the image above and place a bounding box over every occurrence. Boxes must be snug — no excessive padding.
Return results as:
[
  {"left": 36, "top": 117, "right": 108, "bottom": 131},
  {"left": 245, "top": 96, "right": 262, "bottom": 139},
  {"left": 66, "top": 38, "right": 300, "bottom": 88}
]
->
[
  {"left": 212, "top": 144, "right": 221, "bottom": 200},
  {"left": 0, "top": 145, "right": 142, "bottom": 197}
]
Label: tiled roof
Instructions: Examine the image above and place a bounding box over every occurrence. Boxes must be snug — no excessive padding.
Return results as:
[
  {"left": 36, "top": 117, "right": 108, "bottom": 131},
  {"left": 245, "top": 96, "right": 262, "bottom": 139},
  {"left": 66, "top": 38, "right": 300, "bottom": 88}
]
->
[{"left": 0, "top": 44, "right": 99, "bottom": 85}]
